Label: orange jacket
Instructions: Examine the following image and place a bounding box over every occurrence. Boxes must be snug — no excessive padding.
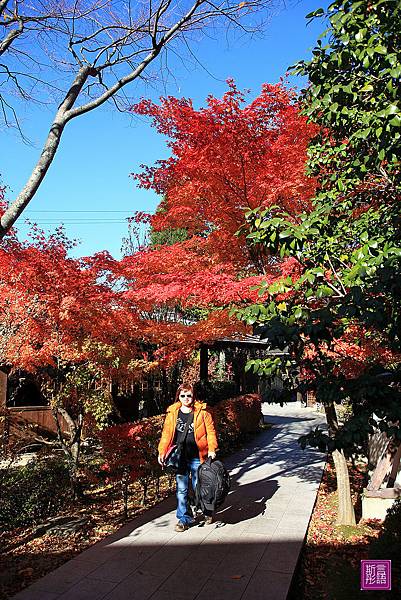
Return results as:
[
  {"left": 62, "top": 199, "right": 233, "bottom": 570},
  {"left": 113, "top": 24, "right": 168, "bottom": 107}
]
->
[{"left": 158, "top": 400, "right": 218, "bottom": 463}]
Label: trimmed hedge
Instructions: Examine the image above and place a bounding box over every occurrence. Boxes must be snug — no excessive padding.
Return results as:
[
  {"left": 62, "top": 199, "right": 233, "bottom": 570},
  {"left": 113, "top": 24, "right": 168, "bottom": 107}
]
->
[
  {"left": 98, "top": 393, "right": 262, "bottom": 498},
  {"left": 0, "top": 456, "right": 73, "bottom": 530},
  {"left": 212, "top": 393, "right": 262, "bottom": 454}
]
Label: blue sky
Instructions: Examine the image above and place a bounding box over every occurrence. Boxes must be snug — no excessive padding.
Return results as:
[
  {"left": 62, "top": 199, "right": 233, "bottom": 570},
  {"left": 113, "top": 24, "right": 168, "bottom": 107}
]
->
[{"left": 1, "top": 1, "right": 328, "bottom": 259}]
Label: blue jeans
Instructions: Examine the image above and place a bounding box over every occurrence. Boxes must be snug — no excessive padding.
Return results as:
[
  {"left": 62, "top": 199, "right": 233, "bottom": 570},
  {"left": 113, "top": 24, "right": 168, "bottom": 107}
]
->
[{"left": 176, "top": 458, "right": 200, "bottom": 525}]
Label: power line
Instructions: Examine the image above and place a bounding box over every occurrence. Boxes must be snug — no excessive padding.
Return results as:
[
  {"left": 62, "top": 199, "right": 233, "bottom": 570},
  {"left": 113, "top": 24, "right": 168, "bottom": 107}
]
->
[
  {"left": 21, "top": 221, "right": 129, "bottom": 225},
  {"left": 26, "top": 210, "right": 133, "bottom": 213}
]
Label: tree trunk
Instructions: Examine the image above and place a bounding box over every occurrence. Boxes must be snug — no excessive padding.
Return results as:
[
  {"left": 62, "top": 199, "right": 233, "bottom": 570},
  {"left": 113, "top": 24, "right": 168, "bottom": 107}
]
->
[
  {"left": 69, "top": 426, "right": 83, "bottom": 499},
  {"left": 200, "top": 345, "right": 208, "bottom": 382},
  {"left": 0, "top": 66, "right": 91, "bottom": 237},
  {"left": 332, "top": 448, "right": 356, "bottom": 525},
  {"left": 324, "top": 403, "right": 356, "bottom": 526},
  {"left": 52, "top": 406, "right": 84, "bottom": 498}
]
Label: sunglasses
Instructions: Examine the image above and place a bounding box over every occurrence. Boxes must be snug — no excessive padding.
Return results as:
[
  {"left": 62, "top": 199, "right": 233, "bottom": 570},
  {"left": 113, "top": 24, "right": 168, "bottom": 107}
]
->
[{"left": 179, "top": 393, "right": 193, "bottom": 398}]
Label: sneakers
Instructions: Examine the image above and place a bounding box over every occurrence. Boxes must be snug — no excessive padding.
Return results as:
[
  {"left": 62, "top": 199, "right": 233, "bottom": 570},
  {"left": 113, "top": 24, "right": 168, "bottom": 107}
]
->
[
  {"left": 204, "top": 515, "right": 213, "bottom": 525},
  {"left": 174, "top": 521, "right": 189, "bottom": 532}
]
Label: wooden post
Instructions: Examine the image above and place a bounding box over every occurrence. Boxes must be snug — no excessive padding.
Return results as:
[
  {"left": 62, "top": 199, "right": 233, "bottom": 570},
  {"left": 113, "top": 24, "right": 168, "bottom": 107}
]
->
[
  {"left": 0, "top": 370, "right": 8, "bottom": 445},
  {"left": 0, "top": 370, "right": 7, "bottom": 408},
  {"left": 367, "top": 441, "right": 393, "bottom": 491},
  {"left": 306, "top": 390, "right": 316, "bottom": 407},
  {"left": 387, "top": 443, "right": 401, "bottom": 488},
  {"left": 199, "top": 345, "right": 208, "bottom": 381}
]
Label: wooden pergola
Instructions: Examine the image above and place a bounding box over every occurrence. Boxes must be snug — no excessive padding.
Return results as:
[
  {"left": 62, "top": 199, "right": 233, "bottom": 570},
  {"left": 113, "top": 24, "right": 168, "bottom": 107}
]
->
[
  {"left": 199, "top": 334, "right": 287, "bottom": 393},
  {"left": 365, "top": 438, "right": 401, "bottom": 500}
]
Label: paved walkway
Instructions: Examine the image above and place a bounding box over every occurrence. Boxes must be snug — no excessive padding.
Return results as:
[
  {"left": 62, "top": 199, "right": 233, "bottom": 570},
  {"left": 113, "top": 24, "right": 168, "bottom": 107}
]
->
[{"left": 13, "top": 402, "right": 326, "bottom": 600}]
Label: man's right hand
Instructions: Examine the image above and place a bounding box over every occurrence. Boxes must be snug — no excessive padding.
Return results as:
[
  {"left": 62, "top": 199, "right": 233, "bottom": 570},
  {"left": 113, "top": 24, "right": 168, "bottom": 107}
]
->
[{"left": 158, "top": 455, "right": 165, "bottom": 466}]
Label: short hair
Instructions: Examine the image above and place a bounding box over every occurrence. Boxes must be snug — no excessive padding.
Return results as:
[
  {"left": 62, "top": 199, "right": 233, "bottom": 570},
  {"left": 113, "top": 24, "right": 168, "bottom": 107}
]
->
[{"left": 175, "top": 382, "right": 196, "bottom": 404}]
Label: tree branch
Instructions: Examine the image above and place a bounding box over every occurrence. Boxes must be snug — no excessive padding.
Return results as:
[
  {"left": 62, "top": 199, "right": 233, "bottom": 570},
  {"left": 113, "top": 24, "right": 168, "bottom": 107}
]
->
[
  {"left": 0, "top": 0, "right": 275, "bottom": 237},
  {"left": 0, "top": 65, "right": 92, "bottom": 235},
  {"left": 0, "top": 17, "right": 23, "bottom": 55}
]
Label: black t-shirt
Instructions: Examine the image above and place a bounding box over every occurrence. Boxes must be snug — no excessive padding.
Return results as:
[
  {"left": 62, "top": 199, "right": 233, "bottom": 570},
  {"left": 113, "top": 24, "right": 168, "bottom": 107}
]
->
[{"left": 175, "top": 410, "right": 198, "bottom": 460}]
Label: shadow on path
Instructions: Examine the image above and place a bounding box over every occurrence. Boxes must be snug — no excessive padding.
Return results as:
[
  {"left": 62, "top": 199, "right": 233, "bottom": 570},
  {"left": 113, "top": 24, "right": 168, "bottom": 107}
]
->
[
  {"left": 10, "top": 538, "right": 317, "bottom": 600},
  {"left": 214, "top": 477, "right": 280, "bottom": 525},
  {"left": 10, "top": 404, "right": 327, "bottom": 600}
]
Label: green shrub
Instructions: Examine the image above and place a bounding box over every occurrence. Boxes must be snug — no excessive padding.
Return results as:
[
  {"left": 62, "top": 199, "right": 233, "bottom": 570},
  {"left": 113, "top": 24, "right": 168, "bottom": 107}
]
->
[
  {"left": 370, "top": 498, "right": 401, "bottom": 562},
  {"left": 0, "top": 456, "right": 73, "bottom": 530}
]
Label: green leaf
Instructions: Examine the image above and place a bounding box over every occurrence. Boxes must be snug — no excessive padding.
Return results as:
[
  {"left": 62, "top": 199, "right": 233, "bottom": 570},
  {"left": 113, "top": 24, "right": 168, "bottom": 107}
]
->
[
  {"left": 356, "top": 128, "right": 371, "bottom": 139},
  {"left": 306, "top": 8, "right": 325, "bottom": 18},
  {"left": 294, "top": 307, "right": 303, "bottom": 319},
  {"left": 389, "top": 115, "right": 401, "bottom": 127},
  {"left": 317, "top": 285, "right": 334, "bottom": 297},
  {"left": 385, "top": 104, "right": 399, "bottom": 116}
]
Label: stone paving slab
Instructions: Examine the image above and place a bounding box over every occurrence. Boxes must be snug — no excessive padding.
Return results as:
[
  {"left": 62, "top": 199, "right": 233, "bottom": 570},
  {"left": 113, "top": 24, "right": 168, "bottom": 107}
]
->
[{"left": 12, "top": 402, "right": 326, "bottom": 600}]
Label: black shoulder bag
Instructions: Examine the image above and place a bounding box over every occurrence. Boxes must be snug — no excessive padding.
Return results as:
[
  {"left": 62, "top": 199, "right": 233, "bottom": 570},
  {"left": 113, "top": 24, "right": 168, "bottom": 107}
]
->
[{"left": 164, "top": 412, "right": 193, "bottom": 473}]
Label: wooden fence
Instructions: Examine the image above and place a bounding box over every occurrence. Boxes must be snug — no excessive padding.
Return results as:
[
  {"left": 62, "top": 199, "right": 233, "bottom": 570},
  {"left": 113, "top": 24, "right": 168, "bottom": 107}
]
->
[{"left": 2, "top": 406, "right": 69, "bottom": 446}]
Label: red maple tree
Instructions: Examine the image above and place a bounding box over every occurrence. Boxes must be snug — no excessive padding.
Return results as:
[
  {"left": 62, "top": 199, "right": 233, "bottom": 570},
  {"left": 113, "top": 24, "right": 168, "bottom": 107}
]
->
[
  {"left": 0, "top": 226, "right": 139, "bottom": 374},
  {"left": 0, "top": 83, "right": 317, "bottom": 370},
  {"left": 119, "top": 81, "right": 316, "bottom": 362}
]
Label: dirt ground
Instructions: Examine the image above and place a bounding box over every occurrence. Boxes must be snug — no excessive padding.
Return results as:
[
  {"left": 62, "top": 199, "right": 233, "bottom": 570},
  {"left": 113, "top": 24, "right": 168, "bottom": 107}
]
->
[{"left": 0, "top": 475, "right": 174, "bottom": 600}]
